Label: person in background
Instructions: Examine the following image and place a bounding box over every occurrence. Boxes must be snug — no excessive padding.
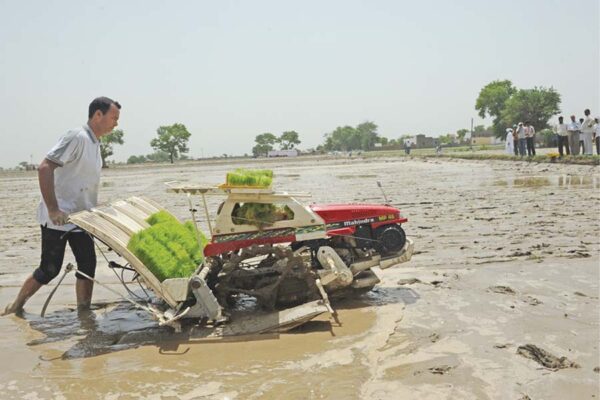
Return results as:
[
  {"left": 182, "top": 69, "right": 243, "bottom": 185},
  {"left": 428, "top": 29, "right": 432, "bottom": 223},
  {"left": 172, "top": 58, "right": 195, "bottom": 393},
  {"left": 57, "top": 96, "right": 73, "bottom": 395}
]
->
[
  {"left": 525, "top": 121, "right": 536, "bottom": 156},
  {"left": 580, "top": 109, "right": 595, "bottom": 155},
  {"left": 404, "top": 138, "right": 412, "bottom": 155},
  {"left": 2, "top": 97, "right": 121, "bottom": 316},
  {"left": 567, "top": 115, "right": 581, "bottom": 156},
  {"left": 516, "top": 122, "right": 527, "bottom": 157},
  {"left": 595, "top": 117, "right": 600, "bottom": 155},
  {"left": 554, "top": 116, "right": 570, "bottom": 156},
  {"left": 578, "top": 118, "right": 585, "bottom": 154},
  {"left": 505, "top": 128, "right": 514, "bottom": 155},
  {"left": 512, "top": 124, "right": 519, "bottom": 156}
]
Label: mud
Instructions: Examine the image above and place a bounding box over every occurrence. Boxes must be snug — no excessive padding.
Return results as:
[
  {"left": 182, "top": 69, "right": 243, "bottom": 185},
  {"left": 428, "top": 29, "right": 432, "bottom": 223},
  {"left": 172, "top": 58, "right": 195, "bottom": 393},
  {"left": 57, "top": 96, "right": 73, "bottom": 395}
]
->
[
  {"left": 516, "top": 344, "right": 580, "bottom": 370},
  {"left": 0, "top": 155, "right": 599, "bottom": 399}
]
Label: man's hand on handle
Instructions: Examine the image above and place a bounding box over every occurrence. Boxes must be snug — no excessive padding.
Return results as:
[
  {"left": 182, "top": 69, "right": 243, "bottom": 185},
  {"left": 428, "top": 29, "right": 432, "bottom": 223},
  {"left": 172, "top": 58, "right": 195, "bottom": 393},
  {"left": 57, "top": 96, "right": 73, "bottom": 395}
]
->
[{"left": 48, "top": 208, "right": 69, "bottom": 225}]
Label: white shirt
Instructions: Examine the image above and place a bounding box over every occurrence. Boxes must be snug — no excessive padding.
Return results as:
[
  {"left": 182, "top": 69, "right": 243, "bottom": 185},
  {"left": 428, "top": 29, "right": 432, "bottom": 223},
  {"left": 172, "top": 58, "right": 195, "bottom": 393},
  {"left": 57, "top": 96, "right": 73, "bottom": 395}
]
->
[
  {"left": 567, "top": 121, "right": 581, "bottom": 132},
  {"left": 581, "top": 116, "right": 595, "bottom": 134},
  {"left": 554, "top": 123, "right": 568, "bottom": 136},
  {"left": 37, "top": 125, "right": 102, "bottom": 231}
]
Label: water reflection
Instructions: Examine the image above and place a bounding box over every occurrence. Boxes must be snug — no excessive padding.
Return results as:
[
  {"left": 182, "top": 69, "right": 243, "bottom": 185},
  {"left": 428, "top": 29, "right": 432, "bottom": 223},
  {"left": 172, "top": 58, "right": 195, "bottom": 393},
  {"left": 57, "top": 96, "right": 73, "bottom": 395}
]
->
[{"left": 493, "top": 175, "right": 598, "bottom": 189}]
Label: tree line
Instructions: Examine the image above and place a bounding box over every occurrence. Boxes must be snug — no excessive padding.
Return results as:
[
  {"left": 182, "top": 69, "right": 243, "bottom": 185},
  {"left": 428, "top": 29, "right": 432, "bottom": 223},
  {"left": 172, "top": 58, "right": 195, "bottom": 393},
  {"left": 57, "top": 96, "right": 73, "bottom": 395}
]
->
[{"left": 94, "top": 80, "right": 564, "bottom": 167}]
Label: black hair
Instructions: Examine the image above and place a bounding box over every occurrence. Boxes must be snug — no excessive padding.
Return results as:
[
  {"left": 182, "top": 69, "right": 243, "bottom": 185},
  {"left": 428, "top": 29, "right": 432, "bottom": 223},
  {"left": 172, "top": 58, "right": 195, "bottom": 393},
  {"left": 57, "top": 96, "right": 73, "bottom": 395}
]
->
[
  {"left": 558, "top": 116, "right": 563, "bottom": 122},
  {"left": 88, "top": 97, "right": 121, "bottom": 119},
  {"left": 524, "top": 120, "right": 530, "bottom": 125},
  {"left": 584, "top": 109, "right": 590, "bottom": 116}
]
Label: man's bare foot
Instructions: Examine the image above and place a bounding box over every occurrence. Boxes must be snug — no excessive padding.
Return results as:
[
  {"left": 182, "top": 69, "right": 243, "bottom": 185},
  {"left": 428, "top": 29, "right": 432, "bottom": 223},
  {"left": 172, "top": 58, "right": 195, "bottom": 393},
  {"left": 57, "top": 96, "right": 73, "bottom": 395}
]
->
[{"left": 1, "top": 302, "right": 22, "bottom": 316}]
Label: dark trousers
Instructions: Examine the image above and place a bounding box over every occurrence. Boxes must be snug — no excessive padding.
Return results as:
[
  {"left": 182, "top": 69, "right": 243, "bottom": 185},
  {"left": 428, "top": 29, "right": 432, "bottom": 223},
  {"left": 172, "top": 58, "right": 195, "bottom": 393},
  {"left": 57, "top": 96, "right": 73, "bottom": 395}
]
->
[
  {"left": 558, "top": 136, "right": 570, "bottom": 156},
  {"left": 33, "top": 225, "right": 96, "bottom": 284},
  {"left": 596, "top": 137, "right": 600, "bottom": 155},
  {"left": 526, "top": 137, "right": 536, "bottom": 156}
]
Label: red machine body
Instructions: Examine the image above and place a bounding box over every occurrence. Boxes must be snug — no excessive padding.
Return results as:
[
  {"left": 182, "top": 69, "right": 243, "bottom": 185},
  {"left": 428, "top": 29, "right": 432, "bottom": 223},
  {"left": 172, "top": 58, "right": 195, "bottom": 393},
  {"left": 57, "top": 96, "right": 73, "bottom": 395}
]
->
[{"left": 204, "top": 203, "right": 408, "bottom": 256}]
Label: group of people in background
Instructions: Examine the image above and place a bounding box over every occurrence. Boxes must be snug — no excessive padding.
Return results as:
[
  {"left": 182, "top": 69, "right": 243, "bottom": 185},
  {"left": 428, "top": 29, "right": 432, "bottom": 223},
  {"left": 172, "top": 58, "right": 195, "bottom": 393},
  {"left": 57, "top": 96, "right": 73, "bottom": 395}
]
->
[
  {"left": 504, "top": 108, "right": 600, "bottom": 157},
  {"left": 553, "top": 109, "right": 599, "bottom": 156},
  {"left": 505, "top": 121, "right": 536, "bottom": 157}
]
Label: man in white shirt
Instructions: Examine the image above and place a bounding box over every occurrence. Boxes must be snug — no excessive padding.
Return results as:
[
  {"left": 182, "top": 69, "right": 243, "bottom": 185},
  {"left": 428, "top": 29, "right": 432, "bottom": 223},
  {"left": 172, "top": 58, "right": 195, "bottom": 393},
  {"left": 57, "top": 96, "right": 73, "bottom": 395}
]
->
[
  {"left": 567, "top": 115, "right": 581, "bottom": 156},
  {"left": 554, "top": 116, "right": 570, "bottom": 156},
  {"left": 580, "top": 109, "right": 595, "bottom": 155},
  {"left": 516, "top": 122, "right": 527, "bottom": 157},
  {"left": 3, "top": 97, "right": 121, "bottom": 315},
  {"left": 525, "top": 121, "right": 536, "bottom": 156}
]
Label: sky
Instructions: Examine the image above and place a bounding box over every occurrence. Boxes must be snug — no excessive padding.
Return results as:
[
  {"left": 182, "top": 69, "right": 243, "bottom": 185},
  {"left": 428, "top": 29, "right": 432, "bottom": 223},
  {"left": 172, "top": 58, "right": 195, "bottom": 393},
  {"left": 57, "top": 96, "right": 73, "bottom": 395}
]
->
[{"left": 0, "top": 0, "right": 598, "bottom": 167}]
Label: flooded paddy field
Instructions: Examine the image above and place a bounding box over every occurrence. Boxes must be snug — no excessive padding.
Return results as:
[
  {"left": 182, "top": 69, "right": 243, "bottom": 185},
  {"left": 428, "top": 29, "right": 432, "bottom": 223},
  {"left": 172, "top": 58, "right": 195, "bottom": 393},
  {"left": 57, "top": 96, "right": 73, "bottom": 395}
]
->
[{"left": 0, "top": 155, "right": 598, "bottom": 399}]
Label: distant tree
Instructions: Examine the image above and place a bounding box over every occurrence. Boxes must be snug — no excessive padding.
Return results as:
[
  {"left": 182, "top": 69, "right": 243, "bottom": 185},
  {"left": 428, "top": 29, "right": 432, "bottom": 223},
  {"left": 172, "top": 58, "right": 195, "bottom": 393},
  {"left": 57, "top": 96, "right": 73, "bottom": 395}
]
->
[
  {"left": 127, "top": 155, "right": 146, "bottom": 164},
  {"left": 252, "top": 132, "right": 278, "bottom": 156},
  {"left": 278, "top": 131, "right": 301, "bottom": 149},
  {"left": 475, "top": 80, "right": 517, "bottom": 138},
  {"left": 356, "top": 121, "right": 379, "bottom": 150},
  {"left": 150, "top": 123, "right": 191, "bottom": 164},
  {"left": 146, "top": 151, "right": 171, "bottom": 163},
  {"left": 438, "top": 134, "right": 454, "bottom": 145},
  {"left": 456, "top": 129, "right": 469, "bottom": 142},
  {"left": 323, "top": 121, "right": 379, "bottom": 151},
  {"left": 100, "top": 129, "right": 125, "bottom": 168},
  {"left": 499, "top": 87, "right": 561, "bottom": 132},
  {"left": 538, "top": 128, "right": 556, "bottom": 147},
  {"left": 379, "top": 137, "right": 389, "bottom": 145},
  {"left": 473, "top": 125, "right": 487, "bottom": 134}
]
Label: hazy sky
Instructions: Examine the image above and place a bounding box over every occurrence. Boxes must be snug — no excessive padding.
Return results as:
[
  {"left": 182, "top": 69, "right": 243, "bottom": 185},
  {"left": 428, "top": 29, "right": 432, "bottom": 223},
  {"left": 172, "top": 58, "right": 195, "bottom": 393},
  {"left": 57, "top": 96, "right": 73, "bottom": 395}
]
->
[{"left": 0, "top": 0, "right": 598, "bottom": 167}]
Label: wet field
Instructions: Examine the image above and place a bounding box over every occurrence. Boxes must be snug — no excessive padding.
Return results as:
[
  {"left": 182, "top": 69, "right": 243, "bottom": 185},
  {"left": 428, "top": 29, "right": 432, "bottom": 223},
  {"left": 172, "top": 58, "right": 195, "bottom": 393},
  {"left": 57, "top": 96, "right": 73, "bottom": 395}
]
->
[{"left": 0, "top": 155, "right": 598, "bottom": 399}]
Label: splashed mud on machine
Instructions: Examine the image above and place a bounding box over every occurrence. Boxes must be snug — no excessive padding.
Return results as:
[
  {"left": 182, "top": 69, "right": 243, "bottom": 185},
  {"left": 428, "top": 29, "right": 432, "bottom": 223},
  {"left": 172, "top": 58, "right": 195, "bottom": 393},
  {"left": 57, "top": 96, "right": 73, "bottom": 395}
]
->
[{"left": 68, "top": 182, "right": 414, "bottom": 336}]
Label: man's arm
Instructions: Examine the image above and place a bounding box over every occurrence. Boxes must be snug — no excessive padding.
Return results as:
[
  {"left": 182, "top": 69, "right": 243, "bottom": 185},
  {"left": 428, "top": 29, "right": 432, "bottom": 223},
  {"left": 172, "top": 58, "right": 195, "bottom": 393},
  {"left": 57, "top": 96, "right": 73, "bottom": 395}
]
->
[{"left": 38, "top": 158, "right": 68, "bottom": 225}]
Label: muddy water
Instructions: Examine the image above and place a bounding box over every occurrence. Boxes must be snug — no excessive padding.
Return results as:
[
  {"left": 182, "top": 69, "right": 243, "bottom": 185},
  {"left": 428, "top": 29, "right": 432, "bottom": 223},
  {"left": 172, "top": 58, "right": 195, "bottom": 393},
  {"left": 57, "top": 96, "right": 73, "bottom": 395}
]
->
[{"left": 1, "top": 156, "right": 599, "bottom": 399}]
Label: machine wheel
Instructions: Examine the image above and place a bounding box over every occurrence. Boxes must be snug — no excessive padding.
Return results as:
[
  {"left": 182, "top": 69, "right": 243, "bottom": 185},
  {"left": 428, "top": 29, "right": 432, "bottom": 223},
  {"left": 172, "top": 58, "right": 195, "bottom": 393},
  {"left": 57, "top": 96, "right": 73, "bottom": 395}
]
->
[{"left": 375, "top": 225, "right": 406, "bottom": 255}]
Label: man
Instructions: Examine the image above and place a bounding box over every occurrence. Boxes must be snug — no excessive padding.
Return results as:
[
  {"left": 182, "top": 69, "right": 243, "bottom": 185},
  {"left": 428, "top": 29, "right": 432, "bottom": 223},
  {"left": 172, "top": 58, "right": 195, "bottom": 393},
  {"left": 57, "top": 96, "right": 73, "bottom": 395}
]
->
[
  {"left": 595, "top": 117, "right": 600, "bottom": 155},
  {"left": 2, "top": 97, "right": 121, "bottom": 315},
  {"left": 578, "top": 118, "right": 586, "bottom": 154},
  {"left": 512, "top": 124, "right": 519, "bottom": 156},
  {"left": 554, "top": 116, "right": 570, "bottom": 156},
  {"left": 580, "top": 109, "right": 595, "bottom": 155},
  {"left": 505, "top": 128, "right": 514, "bottom": 155},
  {"left": 567, "top": 115, "right": 581, "bottom": 156},
  {"left": 516, "top": 122, "right": 527, "bottom": 157},
  {"left": 525, "top": 121, "right": 536, "bottom": 156}
]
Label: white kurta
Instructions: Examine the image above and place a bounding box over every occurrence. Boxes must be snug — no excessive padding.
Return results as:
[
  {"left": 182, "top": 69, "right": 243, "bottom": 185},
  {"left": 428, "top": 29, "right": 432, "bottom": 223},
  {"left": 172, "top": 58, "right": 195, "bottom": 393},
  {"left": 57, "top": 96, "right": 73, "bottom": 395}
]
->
[{"left": 505, "top": 131, "right": 514, "bottom": 154}]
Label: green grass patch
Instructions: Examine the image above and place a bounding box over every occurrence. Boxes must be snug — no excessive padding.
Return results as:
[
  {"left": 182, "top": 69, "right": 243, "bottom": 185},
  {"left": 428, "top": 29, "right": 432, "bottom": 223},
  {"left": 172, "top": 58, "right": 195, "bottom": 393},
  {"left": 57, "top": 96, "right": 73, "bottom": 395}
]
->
[{"left": 127, "top": 211, "right": 208, "bottom": 282}]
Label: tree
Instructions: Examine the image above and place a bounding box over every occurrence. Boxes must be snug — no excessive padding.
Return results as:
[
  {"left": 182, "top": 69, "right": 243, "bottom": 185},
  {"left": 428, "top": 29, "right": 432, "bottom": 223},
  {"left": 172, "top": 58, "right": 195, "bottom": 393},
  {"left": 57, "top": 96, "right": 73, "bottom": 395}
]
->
[
  {"left": 150, "top": 123, "right": 191, "bottom": 164},
  {"left": 252, "top": 132, "right": 278, "bottom": 157},
  {"left": 456, "top": 129, "right": 469, "bottom": 142},
  {"left": 278, "top": 131, "right": 301, "bottom": 150},
  {"left": 322, "top": 121, "right": 380, "bottom": 152},
  {"left": 127, "top": 155, "right": 146, "bottom": 164},
  {"left": 475, "top": 80, "right": 516, "bottom": 138},
  {"left": 500, "top": 87, "right": 561, "bottom": 132},
  {"left": 100, "top": 129, "right": 125, "bottom": 168},
  {"left": 146, "top": 150, "right": 171, "bottom": 163},
  {"left": 356, "top": 121, "right": 379, "bottom": 150}
]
